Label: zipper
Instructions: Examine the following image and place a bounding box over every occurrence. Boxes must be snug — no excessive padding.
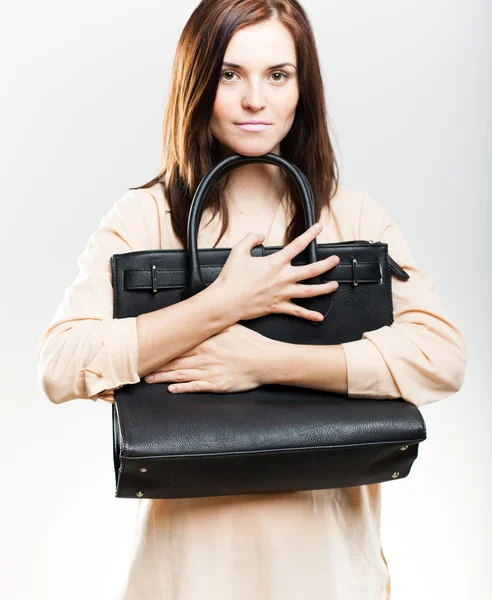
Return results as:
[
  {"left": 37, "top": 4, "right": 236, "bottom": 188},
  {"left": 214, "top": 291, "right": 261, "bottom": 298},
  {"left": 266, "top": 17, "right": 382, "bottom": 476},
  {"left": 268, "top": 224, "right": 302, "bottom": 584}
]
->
[
  {"left": 328, "top": 240, "right": 373, "bottom": 245},
  {"left": 325, "top": 239, "right": 410, "bottom": 280}
]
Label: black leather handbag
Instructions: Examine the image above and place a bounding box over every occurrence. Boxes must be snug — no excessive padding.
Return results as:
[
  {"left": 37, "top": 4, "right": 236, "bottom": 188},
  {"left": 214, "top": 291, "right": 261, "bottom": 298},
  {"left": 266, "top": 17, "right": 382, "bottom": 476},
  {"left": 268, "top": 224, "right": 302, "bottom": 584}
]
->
[{"left": 111, "top": 153, "right": 427, "bottom": 499}]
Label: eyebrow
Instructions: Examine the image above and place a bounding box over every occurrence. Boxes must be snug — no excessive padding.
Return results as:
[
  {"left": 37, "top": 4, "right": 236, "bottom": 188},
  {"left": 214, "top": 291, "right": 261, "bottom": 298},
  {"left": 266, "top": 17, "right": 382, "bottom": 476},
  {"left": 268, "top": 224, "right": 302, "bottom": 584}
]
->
[{"left": 222, "top": 61, "right": 297, "bottom": 70}]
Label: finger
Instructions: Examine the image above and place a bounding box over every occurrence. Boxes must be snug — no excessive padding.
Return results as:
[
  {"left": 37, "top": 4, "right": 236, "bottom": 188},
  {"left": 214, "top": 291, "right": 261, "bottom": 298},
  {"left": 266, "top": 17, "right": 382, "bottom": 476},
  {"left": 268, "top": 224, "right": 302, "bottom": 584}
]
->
[
  {"left": 275, "top": 300, "right": 325, "bottom": 322},
  {"left": 145, "top": 368, "right": 202, "bottom": 384},
  {"left": 151, "top": 355, "right": 197, "bottom": 374},
  {"left": 295, "top": 254, "right": 340, "bottom": 281},
  {"left": 168, "top": 381, "right": 216, "bottom": 394},
  {"left": 290, "top": 280, "right": 339, "bottom": 299},
  {"left": 273, "top": 223, "right": 322, "bottom": 264},
  {"left": 234, "top": 232, "right": 265, "bottom": 252}
]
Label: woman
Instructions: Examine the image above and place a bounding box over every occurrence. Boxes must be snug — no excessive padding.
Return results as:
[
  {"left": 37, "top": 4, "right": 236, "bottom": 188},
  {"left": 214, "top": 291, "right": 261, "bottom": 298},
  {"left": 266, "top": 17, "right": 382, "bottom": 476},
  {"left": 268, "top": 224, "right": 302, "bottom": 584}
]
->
[{"left": 37, "top": 1, "right": 467, "bottom": 598}]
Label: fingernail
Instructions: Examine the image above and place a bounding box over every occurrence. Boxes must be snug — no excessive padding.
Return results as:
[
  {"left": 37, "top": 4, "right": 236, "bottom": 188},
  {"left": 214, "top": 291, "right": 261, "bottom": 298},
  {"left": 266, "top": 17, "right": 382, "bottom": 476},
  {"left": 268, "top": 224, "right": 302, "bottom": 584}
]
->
[{"left": 145, "top": 376, "right": 154, "bottom": 382}]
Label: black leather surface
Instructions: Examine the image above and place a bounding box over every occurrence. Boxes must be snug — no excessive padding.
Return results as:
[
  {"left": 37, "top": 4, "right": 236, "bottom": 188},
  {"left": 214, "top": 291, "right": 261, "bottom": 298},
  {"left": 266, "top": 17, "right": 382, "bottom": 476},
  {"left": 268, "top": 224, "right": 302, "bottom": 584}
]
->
[
  {"left": 115, "top": 440, "right": 421, "bottom": 499},
  {"left": 112, "top": 241, "right": 396, "bottom": 345},
  {"left": 111, "top": 152, "right": 426, "bottom": 499},
  {"left": 116, "top": 384, "right": 425, "bottom": 458}
]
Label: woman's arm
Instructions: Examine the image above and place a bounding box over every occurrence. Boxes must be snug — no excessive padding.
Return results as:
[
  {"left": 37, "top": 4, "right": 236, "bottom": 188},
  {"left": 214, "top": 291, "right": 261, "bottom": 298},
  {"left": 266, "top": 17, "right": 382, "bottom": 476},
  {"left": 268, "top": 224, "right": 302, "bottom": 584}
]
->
[
  {"left": 260, "top": 342, "right": 348, "bottom": 394},
  {"left": 136, "top": 284, "right": 241, "bottom": 379},
  {"left": 258, "top": 192, "right": 467, "bottom": 409},
  {"left": 37, "top": 188, "right": 240, "bottom": 405}
]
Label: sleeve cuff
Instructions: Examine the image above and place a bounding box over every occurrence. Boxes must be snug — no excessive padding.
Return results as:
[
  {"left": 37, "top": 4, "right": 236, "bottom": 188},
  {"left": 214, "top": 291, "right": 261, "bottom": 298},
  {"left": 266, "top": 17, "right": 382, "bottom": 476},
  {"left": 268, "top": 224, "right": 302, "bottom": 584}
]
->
[
  {"left": 341, "top": 336, "right": 401, "bottom": 399},
  {"left": 83, "top": 317, "right": 141, "bottom": 400}
]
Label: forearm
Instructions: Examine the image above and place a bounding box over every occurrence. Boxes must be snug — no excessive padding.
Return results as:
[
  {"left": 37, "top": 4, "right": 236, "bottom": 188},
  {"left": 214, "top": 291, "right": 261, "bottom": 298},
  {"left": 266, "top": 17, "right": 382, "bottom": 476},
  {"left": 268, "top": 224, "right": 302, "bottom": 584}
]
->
[
  {"left": 261, "top": 340, "right": 348, "bottom": 394},
  {"left": 137, "top": 282, "right": 241, "bottom": 378}
]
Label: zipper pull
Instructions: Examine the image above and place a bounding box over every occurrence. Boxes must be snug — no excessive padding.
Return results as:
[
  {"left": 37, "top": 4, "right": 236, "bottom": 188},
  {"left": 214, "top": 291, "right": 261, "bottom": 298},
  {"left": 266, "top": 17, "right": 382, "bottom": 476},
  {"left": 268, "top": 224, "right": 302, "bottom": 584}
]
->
[
  {"left": 388, "top": 255, "right": 410, "bottom": 280},
  {"left": 367, "top": 240, "right": 409, "bottom": 280}
]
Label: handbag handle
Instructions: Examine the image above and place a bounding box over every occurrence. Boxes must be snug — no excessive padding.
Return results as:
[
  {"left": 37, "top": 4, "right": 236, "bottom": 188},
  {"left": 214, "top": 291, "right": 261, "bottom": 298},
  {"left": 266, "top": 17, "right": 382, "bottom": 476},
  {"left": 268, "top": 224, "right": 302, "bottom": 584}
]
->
[{"left": 180, "top": 152, "right": 320, "bottom": 300}]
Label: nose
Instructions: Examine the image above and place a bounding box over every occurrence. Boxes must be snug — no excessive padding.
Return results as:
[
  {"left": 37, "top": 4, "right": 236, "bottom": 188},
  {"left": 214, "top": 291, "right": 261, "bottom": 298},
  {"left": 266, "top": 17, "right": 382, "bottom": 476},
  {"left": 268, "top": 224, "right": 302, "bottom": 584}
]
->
[{"left": 241, "top": 79, "right": 266, "bottom": 111}]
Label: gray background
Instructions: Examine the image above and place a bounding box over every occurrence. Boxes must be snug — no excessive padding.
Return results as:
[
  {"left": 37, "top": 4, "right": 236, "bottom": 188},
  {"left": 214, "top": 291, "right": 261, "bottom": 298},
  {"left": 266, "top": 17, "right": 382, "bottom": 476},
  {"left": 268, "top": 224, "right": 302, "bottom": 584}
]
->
[{"left": 1, "top": 1, "right": 490, "bottom": 598}]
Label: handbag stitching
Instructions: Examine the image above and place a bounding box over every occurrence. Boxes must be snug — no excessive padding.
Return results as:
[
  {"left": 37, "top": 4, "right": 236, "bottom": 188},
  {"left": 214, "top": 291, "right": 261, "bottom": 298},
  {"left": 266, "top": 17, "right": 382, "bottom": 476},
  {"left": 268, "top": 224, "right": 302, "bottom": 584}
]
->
[
  {"left": 120, "top": 438, "right": 424, "bottom": 461},
  {"left": 124, "top": 262, "right": 382, "bottom": 289}
]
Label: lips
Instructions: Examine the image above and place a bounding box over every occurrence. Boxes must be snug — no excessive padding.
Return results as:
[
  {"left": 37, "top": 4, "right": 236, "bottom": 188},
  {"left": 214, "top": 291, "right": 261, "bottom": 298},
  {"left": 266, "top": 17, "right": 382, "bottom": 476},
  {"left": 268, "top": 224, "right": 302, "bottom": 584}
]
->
[{"left": 236, "top": 123, "right": 272, "bottom": 132}]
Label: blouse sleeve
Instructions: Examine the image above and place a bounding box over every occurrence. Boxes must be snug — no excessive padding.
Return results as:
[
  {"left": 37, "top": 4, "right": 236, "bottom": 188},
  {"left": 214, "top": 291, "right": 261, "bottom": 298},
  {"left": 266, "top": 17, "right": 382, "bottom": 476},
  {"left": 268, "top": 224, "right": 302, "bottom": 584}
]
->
[
  {"left": 340, "top": 192, "right": 468, "bottom": 408},
  {"left": 36, "top": 188, "right": 162, "bottom": 404}
]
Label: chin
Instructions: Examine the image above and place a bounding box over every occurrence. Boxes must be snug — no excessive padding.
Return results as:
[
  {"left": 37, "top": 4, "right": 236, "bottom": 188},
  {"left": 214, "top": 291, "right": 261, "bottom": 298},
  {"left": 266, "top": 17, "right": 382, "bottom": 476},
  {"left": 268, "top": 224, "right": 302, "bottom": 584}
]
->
[{"left": 227, "top": 142, "right": 280, "bottom": 157}]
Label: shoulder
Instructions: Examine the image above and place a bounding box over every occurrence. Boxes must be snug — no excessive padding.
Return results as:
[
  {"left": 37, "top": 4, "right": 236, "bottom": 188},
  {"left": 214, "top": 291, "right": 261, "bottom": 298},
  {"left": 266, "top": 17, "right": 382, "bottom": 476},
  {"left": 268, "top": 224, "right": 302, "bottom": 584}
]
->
[
  {"left": 139, "top": 181, "right": 171, "bottom": 212},
  {"left": 100, "top": 182, "right": 170, "bottom": 251},
  {"left": 110, "top": 182, "right": 169, "bottom": 218},
  {"left": 325, "top": 184, "right": 392, "bottom": 240},
  {"left": 328, "top": 183, "right": 386, "bottom": 217},
  {"left": 326, "top": 183, "right": 364, "bottom": 213}
]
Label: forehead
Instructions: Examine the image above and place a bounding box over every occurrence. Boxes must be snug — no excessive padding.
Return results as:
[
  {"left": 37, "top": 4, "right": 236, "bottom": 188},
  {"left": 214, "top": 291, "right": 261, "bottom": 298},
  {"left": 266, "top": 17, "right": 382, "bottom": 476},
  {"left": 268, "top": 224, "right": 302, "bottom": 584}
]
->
[{"left": 224, "top": 20, "right": 296, "bottom": 64}]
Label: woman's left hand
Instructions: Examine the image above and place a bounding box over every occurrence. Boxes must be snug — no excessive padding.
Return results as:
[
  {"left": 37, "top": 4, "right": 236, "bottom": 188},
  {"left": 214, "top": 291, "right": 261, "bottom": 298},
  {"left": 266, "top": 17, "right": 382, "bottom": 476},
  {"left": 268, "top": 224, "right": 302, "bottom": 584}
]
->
[{"left": 144, "top": 324, "right": 273, "bottom": 394}]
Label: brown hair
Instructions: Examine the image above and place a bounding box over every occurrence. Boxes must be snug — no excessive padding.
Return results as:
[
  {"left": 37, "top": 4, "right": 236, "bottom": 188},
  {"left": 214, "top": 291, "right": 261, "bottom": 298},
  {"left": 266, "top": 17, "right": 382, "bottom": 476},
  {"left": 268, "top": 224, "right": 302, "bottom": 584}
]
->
[{"left": 131, "top": 0, "right": 339, "bottom": 248}]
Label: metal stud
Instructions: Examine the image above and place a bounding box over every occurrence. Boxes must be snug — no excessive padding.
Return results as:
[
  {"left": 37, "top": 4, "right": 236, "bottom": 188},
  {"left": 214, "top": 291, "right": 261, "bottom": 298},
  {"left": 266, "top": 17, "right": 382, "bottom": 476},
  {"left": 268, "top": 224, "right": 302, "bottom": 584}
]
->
[
  {"left": 352, "top": 258, "right": 358, "bottom": 286},
  {"left": 152, "top": 265, "right": 157, "bottom": 293},
  {"left": 139, "top": 467, "right": 148, "bottom": 473},
  {"left": 400, "top": 445, "right": 409, "bottom": 451},
  {"left": 391, "top": 472, "right": 400, "bottom": 479},
  {"left": 136, "top": 491, "right": 144, "bottom": 497}
]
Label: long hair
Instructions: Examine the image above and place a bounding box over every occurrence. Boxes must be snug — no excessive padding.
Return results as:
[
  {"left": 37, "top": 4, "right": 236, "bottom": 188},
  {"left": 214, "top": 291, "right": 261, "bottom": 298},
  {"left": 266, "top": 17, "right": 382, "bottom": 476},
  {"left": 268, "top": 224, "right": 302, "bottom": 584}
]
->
[{"left": 131, "top": 0, "right": 339, "bottom": 248}]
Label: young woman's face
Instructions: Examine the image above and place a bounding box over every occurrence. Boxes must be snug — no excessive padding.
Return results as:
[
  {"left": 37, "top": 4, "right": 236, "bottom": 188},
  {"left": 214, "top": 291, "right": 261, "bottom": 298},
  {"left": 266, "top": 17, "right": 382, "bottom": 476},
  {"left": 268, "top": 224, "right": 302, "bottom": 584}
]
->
[{"left": 209, "top": 19, "right": 299, "bottom": 157}]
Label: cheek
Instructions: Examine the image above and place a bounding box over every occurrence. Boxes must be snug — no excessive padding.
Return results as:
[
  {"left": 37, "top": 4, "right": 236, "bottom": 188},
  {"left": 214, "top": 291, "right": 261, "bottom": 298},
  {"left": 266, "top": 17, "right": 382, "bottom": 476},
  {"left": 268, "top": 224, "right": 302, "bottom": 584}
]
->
[
  {"left": 276, "top": 87, "right": 299, "bottom": 121},
  {"left": 211, "top": 93, "right": 234, "bottom": 127}
]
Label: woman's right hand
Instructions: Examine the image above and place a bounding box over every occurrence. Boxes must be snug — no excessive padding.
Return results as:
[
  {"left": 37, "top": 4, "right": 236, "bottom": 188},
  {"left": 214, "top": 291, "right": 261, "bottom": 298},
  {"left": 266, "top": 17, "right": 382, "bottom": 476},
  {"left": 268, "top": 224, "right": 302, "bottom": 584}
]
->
[{"left": 214, "top": 223, "right": 340, "bottom": 322}]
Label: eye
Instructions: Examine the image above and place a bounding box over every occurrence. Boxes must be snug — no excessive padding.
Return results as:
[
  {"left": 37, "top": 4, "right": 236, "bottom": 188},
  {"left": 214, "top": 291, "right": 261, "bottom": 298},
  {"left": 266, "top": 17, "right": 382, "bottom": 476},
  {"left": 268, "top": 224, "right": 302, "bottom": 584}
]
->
[
  {"left": 219, "top": 70, "right": 291, "bottom": 85},
  {"left": 220, "top": 70, "right": 238, "bottom": 82},
  {"left": 270, "top": 72, "right": 289, "bottom": 84}
]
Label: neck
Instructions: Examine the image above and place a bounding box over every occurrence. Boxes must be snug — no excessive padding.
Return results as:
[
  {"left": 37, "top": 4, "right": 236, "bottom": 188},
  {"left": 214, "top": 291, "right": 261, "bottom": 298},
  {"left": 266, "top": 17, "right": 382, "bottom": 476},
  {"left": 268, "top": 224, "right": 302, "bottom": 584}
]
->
[
  {"left": 217, "top": 143, "right": 284, "bottom": 214},
  {"left": 223, "top": 163, "right": 285, "bottom": 215}
]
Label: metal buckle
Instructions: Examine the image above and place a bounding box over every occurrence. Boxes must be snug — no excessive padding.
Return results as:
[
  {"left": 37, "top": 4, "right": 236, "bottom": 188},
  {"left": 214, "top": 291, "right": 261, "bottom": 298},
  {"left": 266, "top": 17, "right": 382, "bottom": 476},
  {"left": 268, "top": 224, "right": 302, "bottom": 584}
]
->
[
  {"left": 152, "top": 265, "right": 157, "bottom": 293},
  {"left": 352, "top": 258, "right": 358, "bottom": 286}
]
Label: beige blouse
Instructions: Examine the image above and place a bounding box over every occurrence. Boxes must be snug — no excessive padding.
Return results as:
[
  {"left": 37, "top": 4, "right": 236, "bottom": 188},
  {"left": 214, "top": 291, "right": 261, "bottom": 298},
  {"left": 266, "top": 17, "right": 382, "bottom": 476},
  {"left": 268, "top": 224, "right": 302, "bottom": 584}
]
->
[{"left": 37, "top": 181, "right": 467, "bottom": 600}]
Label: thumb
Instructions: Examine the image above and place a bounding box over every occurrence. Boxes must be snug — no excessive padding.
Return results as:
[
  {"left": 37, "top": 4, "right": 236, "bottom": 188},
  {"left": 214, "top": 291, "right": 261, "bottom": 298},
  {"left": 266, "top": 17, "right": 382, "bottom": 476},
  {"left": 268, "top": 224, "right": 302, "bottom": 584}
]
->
[{"left": 236, "top": 232, "right": 265, "bottom": 249}]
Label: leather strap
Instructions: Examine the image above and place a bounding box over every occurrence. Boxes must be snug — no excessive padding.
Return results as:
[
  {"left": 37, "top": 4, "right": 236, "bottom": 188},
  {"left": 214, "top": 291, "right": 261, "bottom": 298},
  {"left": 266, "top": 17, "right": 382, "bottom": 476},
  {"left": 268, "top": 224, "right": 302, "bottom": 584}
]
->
[{"left": 124, "top": 261, "right": 382, "bottom": 292}]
